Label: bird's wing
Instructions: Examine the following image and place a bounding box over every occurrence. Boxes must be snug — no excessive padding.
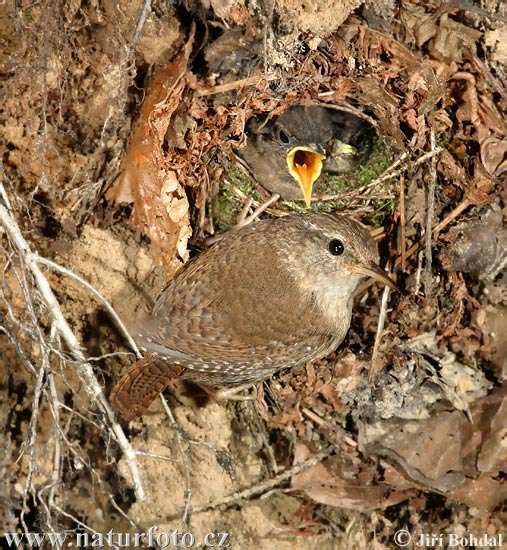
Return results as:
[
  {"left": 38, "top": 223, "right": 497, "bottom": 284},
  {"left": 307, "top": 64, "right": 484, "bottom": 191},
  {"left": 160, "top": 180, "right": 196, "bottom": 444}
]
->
[{"left": 135, "top": 234, "right": 326, "bottom": 364}]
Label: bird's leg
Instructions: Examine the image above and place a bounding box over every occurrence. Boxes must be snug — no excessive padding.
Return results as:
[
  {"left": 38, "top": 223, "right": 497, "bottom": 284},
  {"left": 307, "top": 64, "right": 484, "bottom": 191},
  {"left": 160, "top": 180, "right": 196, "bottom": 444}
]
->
[
  {"left": 198, "top": 382, "right": 257, "bottom": 401},
  {"left": 110, "top": 354, "right": 184, "bottom": 421}
]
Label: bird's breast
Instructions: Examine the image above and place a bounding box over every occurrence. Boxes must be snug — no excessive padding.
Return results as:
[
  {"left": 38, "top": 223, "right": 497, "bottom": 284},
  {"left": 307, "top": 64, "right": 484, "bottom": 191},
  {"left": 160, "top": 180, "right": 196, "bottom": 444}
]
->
[{"left": 295, "top": 271, "right": 358, "bottom": 340}]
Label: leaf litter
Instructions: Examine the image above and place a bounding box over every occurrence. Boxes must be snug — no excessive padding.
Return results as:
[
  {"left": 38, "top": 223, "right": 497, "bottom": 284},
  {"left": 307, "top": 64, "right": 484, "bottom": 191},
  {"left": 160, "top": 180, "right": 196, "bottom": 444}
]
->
[{"left": 1, "top": 0, "right": 507, "bottom": 545}]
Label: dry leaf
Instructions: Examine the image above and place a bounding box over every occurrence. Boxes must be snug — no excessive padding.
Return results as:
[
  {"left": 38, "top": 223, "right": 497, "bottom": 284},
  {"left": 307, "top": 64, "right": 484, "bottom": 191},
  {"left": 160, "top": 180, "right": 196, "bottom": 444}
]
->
[
  {"left": 291, "top": 444, "right": 414, "bottom": 510},
  {"left": 108, "top": 42, "right": 194, "bottom": 271}
]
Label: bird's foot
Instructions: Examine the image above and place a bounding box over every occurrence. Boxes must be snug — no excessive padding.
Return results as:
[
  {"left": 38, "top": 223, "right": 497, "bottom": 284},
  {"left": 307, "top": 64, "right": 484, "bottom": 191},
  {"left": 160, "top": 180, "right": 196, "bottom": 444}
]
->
[{"left": 198, "top": 382, "right": 257, "bottom": 401}]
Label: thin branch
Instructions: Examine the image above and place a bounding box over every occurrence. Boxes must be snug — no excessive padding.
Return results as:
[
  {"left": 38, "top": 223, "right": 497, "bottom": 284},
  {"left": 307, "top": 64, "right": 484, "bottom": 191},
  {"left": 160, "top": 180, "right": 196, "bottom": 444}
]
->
[
  {"left": 197, "top": 74, "right": 278, "bottom": 97},
  {"left": 399, "top": 172, "right": 407, "bottom": 271},
  {"left": 132, "top": 0, "right": 151, "bottom": 48},
  {"left": 0, "top": 194, "right": 146, "bottom": 501},
  {"left": 370, "top": 271, "right": 393, "bottom": 380},
  {"left": 173, "top": 445, "right": 334, "bottom": 518},
  {"left": 423, "top": 128, "right": 437, "bottom": 301}
]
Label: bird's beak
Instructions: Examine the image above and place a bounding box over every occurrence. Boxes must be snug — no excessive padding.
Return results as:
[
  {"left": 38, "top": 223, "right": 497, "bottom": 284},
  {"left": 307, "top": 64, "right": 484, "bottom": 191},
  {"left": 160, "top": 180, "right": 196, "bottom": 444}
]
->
[
  {"left": 345, "top": 261, "right": 398, "bottom": 290},
  {"left": 286, "top": 146, "right": 326, "bottom": 207},
  {"left": 327, "top": 140, "right": 357, "bottom": 157}
]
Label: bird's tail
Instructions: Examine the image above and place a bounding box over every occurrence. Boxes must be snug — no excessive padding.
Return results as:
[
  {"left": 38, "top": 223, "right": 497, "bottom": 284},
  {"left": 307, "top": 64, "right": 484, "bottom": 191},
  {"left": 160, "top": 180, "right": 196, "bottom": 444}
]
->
[{"left": 110, "top": 354, "right": 184, "bottom": 420}]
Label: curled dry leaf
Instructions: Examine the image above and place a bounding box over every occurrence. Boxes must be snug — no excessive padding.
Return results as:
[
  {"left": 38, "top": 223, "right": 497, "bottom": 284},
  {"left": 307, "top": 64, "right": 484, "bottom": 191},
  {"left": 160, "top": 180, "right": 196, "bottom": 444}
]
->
[
  {"left": 446, "top": 385, "right": 507, "bottom": 508},
  {"left": 477, "top": 396, "right": 507, "bottom": 474},
  {"left": 291, "top": 443, "right": 415, "bottom": 511},
  {"left": 481, "top": 136, "right": 507, "bottom": 177},
  {"left": 107, "top": 44, "right": 194, "bottom": 271},
  {"left": 358, "top": 411, "right": 465, "bottom": 492}
]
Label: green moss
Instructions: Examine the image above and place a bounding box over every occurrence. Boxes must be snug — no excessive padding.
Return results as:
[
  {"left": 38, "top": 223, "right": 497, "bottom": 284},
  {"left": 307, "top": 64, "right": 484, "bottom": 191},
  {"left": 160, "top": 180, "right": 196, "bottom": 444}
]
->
[
  {"left": 213, "top": 139, "right": 397, "bottom": 229},
  {"left": 370, "top": 198, "right": 397, "bottom": 227},
  {"left": 311, "top": 139, "right": 397, "bottom": 226},
  {"left": 212, "top": 159, "right": 263, "bottom": 232},
  {"left": 437, "top": 131, "right": 452, "bottom": 148},
  {"left": 349, "top": 139, "right": 392, "bottom": 187}
]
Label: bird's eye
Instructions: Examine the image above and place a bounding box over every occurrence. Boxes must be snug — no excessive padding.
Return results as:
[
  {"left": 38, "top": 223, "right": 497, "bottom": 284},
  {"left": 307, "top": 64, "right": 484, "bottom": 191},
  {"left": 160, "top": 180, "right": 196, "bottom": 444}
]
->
[
  {"left": 350, "top": 133, "right": 368, "bottom": 149},
  {"left": 277, "top": 129, "right": 290, "bottom": 144},
  {"left": 328, "top": 239, "right": 345, "bottom": 256}
]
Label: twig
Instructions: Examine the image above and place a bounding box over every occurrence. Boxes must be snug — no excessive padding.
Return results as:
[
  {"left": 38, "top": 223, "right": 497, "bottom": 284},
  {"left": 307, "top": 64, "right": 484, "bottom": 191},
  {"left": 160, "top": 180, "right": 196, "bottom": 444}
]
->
[
  {"left": 0, "top": 194, "right": 146, "bottom": 501},
  {"left": 236, "top": 193, "right": 281, "bottom": 226},
  {"left": 132, "top": 0, "right": 151, "bottom": 48},
  {"left": 432, "top": 197, "right": 471, "bottom": 235},
  {"left": 414, "top": 249, "right": 424, "bottom": 295},
  {"left": 262, "top": 0, "right": 277, "bottom": 72},
  {"left": 399, "top": 172, "right": 407, "bottom": 271},
  {"left": 20, "top": 359, "right": 46, "bottom": 533},
  {"left": 197, "top": 74, "right": 278, "bottom": 97},
  {"left": 176, "top": 445, "right": 334, "bottom": 517},
  {"left": 302, "top": 407, "right": 326, "bottom": 427},
  {"left": 312, "top": 100, "right": 379, "bottom": 129},
  {"left": 370, "top": 269, "right": 393, "bottom": 380},
  {"left": 424, "top": 127, "right": 437, "bottom": 301}
]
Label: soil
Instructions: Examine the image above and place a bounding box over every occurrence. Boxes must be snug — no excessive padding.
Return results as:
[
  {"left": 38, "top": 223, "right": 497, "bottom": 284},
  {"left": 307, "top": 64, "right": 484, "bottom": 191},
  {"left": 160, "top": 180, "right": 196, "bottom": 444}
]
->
[{"left": 1, "top": 1, "right": 506, "bottom": 549}]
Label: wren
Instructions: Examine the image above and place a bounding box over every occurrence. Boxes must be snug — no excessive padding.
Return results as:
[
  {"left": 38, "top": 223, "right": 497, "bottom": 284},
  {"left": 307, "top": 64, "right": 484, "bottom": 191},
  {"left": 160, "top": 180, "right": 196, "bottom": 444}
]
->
[{"left": 110, "top": 212, "right": 396, "bottom": 420}]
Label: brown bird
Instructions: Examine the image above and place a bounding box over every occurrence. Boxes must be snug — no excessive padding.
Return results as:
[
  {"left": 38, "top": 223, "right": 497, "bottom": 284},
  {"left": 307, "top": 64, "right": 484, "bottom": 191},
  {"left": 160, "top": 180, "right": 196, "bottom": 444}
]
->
[
  {"left": 110, "top": 212, "right": 396, "bottom": 420},
  {"left": 238, "top": 106, "right": 376, "bottom": 206}
]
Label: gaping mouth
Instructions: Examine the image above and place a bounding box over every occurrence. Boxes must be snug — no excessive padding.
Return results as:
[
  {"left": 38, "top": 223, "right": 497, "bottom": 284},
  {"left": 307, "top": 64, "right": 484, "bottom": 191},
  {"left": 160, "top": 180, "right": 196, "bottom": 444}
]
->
[
  {"left": 327, "top": 140, "right": 357, "bottom": 157},
  {"left": 286, "top": 146, "right": 325, "bottom": 207},
  {"left": 345, "top": 261, "right": 398, "bottom": 290}
]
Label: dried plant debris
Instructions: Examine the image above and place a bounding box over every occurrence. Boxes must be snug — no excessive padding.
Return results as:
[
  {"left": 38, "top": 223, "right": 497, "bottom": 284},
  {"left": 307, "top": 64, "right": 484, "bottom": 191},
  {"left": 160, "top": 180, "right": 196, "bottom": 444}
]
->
[
  {"left": 358, "top": 410, "right": 466, "bottom": 493},
  {"left": 3, "top": 0, "right": 507, "bottom": 544},
  {"left": 107, "top": 45, "right": 194, "bottom": 273},
  {"left": 342, "top": 331, "right": 491, "bottom": 421},
  {"left": 291, "top": 442, "right": 416, "bottom": 511},
  {"left": 440, "top": 203, "right": 507, "bottom": 281}
]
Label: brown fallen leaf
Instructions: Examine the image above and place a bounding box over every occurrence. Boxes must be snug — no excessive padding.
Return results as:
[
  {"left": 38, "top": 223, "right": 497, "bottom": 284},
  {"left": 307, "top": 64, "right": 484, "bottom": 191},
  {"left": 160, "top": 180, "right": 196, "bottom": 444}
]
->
[
  {"left": 291, "top": 443, "right": 415, "bottom": 511},
  {"left": 107, "top": 38, "right": 194, "bottom": 272},
  {"left": 358, "top": 411, "right": 465, "bottom": 493},
  {"left": 481, "top": 136, "right": 507, "bottom": 177},
  {"left": 448, "top": 476, "right": 507, "bottom": 509}
]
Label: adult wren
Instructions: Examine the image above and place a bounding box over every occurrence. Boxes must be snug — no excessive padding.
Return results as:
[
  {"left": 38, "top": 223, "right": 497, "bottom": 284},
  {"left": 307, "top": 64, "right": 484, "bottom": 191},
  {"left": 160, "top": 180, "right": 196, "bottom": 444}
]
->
[
  {"left": 110, "top": 212, "right": 396, "bottom": 420},
  {"left": 238, "top": 106, "right": 376, "bottom": 206}
]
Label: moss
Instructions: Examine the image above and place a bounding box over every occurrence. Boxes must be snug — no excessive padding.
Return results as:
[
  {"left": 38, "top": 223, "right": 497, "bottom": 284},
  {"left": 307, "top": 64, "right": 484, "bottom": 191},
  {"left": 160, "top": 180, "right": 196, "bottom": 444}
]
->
[
  {"left": 213, "top": 139, "right": 397, "bottom": 229},
  {"left": 349, "top": 138, "right": 393, "bottom": 187},
  {"left": 370, "top": 198, "right": 397, "bottom": 227},
  {"left": 311, "top": 139, "right": 397, "bottom": 226},
  {"left": 437, "top": 131, "right": 452, "bottom": 148},
  {"left": 212, "top": 159, "right": 263, "bottom": 231}
]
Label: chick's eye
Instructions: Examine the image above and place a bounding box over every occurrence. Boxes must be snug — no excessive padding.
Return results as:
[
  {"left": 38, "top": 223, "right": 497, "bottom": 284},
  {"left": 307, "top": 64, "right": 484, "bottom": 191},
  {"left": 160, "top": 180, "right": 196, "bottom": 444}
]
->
[
  {"left": 277, "top": 129, "right": 290, "bottom": 144},
  {"left": 328, "top": 239, "right": 345, "bottom": 256},
  {"left": 350, "top": 133, "right": 368, "bottom": 149}
]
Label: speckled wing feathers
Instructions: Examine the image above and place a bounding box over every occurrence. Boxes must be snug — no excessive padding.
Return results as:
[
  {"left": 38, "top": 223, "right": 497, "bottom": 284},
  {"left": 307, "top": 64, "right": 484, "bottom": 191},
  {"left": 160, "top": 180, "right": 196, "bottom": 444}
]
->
[
  {"left": 134, "top": 220, "right": 339, "bottom": 385},
  {"left": 111, "top": 213, "right": 380, "bottom": 415}
]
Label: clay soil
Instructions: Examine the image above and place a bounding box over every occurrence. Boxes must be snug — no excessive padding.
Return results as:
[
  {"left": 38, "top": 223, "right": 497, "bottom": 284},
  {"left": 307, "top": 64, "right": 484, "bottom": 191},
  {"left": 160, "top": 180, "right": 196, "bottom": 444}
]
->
[{"left": 1, "top": 1, "right": 506, "bottom": 549}]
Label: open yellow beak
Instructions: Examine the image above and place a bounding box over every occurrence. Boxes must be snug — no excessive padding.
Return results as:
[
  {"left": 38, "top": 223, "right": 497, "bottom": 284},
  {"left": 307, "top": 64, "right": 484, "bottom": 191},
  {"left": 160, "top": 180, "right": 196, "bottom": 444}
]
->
[
  {"left": 345, "top": 261, "right": 398, "bottom": 290},
  {"left": 286, "top": 147, "right": 326, "bottom": 207},
  {"left": 328, "top": 140, "right": 357, "bottom": 157}
]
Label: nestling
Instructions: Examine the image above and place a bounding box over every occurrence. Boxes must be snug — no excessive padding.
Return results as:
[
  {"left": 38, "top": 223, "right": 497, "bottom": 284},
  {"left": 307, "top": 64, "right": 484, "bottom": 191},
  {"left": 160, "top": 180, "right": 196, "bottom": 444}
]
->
[{"left": 238, "top": 106, "right": 376, "bottom": 206}]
